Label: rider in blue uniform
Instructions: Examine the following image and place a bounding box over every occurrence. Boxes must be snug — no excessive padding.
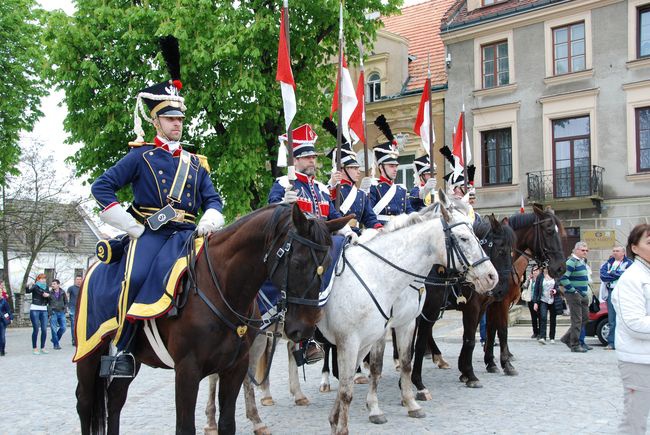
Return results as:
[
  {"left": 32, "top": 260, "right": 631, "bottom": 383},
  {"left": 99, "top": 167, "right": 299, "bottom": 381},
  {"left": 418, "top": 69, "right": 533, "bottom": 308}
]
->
[
  {"left": 409, "top": 153, "right": 437, "bottom": 212},
  {"left": 321, "top": 118, "right": 382, "bottom": 234},
  {"left": 368, "top": 115, "right": 414, "bottom": 223},
  {"left": 89, "top": 37, "right": 224, "bottom": 376}
]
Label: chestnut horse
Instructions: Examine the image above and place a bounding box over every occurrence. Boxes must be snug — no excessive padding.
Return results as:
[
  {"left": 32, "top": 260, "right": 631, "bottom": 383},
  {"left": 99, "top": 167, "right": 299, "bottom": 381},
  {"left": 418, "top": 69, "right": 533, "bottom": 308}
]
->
[{"left": 75, "top": 204, "right": 352, "bottom": 435}]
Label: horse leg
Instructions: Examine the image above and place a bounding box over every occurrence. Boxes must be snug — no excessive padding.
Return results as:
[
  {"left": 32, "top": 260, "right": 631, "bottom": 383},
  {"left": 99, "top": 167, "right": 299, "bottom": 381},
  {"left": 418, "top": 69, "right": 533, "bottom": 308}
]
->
[
  {"left": 484, "top": 305, "right": 500, "bottom": 374},
  {"left": 329, "top": 340, "right": 358, "bottom": 435},
  {"left": 320, "top": 341, "right": 332, "bottom": 392},
  {"left": 411, "top": 318, "right": 432, "bottom": 401},
  {"left": 287, "top": 341, "right": 310, "bottom": 406},
  {"left": 391, "top": 328, "right": 400, "bottom": 371},
  {"left": 243, "top": 376, "right": 271, "bottom": 435},
  {"left": 458, "top": 301, "right": 482, "bottom": 388},
  {"left": 105, "top": 365, "right": 140, "bottom": 435},
  {"left": 258, "top": 336, "right": 275, "bottom": 406},
  {"left": 496, "top": 307, "right": 518, "bottom": 376},
  {"left": 217, "top": 358, "right": 248, "bottom": 435},
  {"left": 366, "top": 338, "right": 387, "bottom": 425},
  {"left": 204, "top": 374, "right": 219, "bottom": 435},
  {"left": 395, "top": 323, "right": 425, "bottom": 418},
  {"left": 174, "top": 360, "right": 203, "bottom": 434},
  {"left": 76, "top": 346, "right": 107, "bottom": 435}
]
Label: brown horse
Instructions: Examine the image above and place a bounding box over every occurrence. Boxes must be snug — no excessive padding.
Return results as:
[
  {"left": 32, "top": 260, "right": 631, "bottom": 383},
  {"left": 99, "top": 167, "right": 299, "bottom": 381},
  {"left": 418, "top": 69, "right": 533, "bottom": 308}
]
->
[{"left": 75, "top": 203, "right": 352, "bottom": 435}]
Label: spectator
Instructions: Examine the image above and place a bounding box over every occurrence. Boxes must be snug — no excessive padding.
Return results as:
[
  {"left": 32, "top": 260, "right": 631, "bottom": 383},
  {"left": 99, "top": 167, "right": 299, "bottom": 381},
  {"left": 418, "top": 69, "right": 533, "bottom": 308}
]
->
[
  {"left": 0, "top": 283, "right": 12, "bottom": 356},
  {"left": 559, "top": 241, "right": 590, "bottom": 353},
  {"left": 600, "top": 246, "right": 633, "bottom": 350},
  {"left": 48, "top": 279, "right": 67, "bottom": 350},
  {"left": 611, "top": 223, "right": 650, "bottom": 434},
  {"left": 27, "top": 274, "right": 50, "bottom": 355},
  {"left": 580, "top": 249, "right": 594, "bottom": 351},
  {"left": 533, "top": 268, "right": 559, "bottom": 344},
  {"left": 522, "top": 267, "right": 540, "bottom": 339},
  {"left": 67, "top": 276, "right": 82, "bottom": 346}
]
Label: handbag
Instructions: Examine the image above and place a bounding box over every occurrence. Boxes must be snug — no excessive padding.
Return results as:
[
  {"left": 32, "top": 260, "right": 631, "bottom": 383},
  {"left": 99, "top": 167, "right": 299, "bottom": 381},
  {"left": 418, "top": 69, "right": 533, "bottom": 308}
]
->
[{"left": 589, "top": 295, "right": 600, "bottom": 313}]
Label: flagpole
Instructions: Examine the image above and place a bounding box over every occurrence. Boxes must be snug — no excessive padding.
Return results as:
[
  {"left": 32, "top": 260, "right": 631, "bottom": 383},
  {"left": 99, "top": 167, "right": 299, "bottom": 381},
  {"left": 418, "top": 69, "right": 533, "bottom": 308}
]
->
[
  {"left": 359, "top": 44, "right": 369, "bottom": 176},
  {"left": 335, "top": 0, "right": 344, "bottom": 211},
  {"left": 283, "top": 1, "right": 295, "bottom": 183},
  {"left": 461, "top": 107, "right": 468, "bottom": 190},
  {"left": 427, "top": 53, "right": 434, "bottom": 170}
]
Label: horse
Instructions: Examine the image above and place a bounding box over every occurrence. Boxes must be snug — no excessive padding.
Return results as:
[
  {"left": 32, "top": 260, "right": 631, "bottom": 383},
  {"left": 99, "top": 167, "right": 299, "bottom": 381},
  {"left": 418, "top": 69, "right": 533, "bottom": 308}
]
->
[
  {"left": 411, "top": 205, "right": 566, "bottom": 396},
  {"left": 75, "top": 203, "right": 353, "bottom": 435},
  {"left": 318, "top": 190, "right": 498, "bottom": 434}
]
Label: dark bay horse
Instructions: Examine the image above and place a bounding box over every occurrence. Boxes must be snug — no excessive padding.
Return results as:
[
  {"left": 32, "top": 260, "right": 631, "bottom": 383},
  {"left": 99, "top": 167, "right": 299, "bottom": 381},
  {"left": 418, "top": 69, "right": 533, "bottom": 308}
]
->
[{"left": 75, "top": 204, "right": 352, "bottom": 435}]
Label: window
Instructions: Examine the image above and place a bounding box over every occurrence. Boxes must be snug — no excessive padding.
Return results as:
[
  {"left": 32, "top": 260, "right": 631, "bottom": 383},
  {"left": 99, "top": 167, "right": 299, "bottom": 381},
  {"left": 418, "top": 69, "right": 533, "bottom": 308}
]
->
[
  {"left": 56, "top": 231, "right": 80, "bottom": 248},
  {"left": 481, "top": 128, "right": 512, "bottom": 185},
  {"left": 74, "top": 268, "right": 85, "bottom": 279},
  {"left": 482, "top": 41, "right": 509, "bottom": 88},
  {"left": 553, "top": 22, "right": 585, "bottom": 75},
  {"left": 552, "top": 116, "right": 591, "bottom": 198},
  {"left": 367, "top": 73, "right": 381, "bottom": 102},
  {"left": 640, "top": 6, "right": 650, "bottom": 58},
  {"left": 396, "top": 155, "right": 415, "bottom": 188},
  {"left": 482, "top": 0, "right": 506, "bottom": 5},
  {"left": 637, "top": 107, "right": 650, "bottom": 171}
]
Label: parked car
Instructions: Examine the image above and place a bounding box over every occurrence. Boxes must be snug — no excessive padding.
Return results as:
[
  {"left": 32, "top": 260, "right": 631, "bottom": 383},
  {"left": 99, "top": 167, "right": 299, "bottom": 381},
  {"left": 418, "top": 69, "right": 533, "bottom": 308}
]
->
[{"left": 585, "top": 301, "right": 609, "bottom": 345}]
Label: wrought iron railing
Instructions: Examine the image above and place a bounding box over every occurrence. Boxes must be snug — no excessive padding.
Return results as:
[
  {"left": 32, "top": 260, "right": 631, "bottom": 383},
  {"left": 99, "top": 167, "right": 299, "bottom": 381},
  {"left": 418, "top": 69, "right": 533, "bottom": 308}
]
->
[{"left": 526, "top": 165, "right": 604, "bottom": 203}]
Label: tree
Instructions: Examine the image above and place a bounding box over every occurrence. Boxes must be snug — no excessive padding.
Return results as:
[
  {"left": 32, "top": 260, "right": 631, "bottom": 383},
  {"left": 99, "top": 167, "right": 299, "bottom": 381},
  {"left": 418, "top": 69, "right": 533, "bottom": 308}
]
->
[
  {"left": 0, "top": 0, "right": 48, "bottom": 186},
  {"left": 44, "top": 0, "right": 400, "bottom": 219},
  {"left": 0, "top": 141, "right": 84, "bottom": 315}
]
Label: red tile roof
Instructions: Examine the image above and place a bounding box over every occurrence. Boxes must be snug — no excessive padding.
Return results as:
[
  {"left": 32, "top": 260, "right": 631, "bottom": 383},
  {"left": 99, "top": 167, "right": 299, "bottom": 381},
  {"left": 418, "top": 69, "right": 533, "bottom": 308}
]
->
[
  {"left": 381, "top": 0, "right": 457, "bottom": 92},
  {"left": 442, "top": 0, "right": 564, "bottom": 31}
]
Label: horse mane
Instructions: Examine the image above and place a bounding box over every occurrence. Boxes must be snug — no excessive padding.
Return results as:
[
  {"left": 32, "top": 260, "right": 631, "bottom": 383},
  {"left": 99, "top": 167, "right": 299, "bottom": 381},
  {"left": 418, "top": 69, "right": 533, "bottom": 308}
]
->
[
  {"left": 508, "top": 210, "right": 566, "bottom": 237},
  {"left": 380, "top": 211, "right": 425, "bottom": 234},
  {"left": 474, "top": 217, "right": 516, "bottom": 247}
]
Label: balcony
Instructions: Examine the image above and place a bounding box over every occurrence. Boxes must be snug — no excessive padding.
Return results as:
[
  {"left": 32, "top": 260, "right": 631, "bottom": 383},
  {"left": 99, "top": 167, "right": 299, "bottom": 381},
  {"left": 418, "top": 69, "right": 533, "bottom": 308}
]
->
[{"left": 526, "top": 165, "right": 604, "bottom": 212}]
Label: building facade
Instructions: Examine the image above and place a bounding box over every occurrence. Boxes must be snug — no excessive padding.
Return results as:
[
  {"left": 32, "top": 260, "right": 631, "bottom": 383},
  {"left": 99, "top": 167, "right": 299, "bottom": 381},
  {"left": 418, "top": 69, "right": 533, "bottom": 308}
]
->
[{"left": 441, "top": 0, "right": 650, "bottom": 268}]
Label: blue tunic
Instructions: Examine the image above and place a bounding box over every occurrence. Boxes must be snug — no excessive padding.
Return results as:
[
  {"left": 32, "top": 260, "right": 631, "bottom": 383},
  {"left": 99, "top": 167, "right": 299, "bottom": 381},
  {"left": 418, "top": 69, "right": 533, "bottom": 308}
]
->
[
  {"left": 368, "top": 178, "right": 414, "bottom": 224},
  {"left": 409, "top": 185, "right": 426, "bottom": 212},
  {"left": 331, "top": 180, "right": 382, "bottom": 231},
  {"left": 268, "top": 172, "right": 342, "bottom": 220}
]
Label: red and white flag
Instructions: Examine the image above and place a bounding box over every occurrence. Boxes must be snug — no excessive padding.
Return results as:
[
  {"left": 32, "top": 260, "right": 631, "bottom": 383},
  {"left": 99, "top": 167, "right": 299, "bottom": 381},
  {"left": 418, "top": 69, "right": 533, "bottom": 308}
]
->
[
  {"left": 452, "top": 112, "right": 472, "bottom": 166},
  {"left": 330, "top": 54, "right": 358, "bottom": 142},
  {"left": 413, "top": 77, "right": 433, "bottom": 153},
  {"left": 520, "top": 196, "right": 525, "bottom": 214},
  {"left": 276, "top": 7, "right": 296, "bottom": 133},
  {"left": 348, "top": 69, "right": 365, "bottom": 144}
]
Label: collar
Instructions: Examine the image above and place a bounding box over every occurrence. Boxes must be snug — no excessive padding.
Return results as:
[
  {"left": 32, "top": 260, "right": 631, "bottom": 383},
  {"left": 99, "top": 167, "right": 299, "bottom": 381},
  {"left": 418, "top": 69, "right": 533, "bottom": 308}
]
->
[
  {"left": 294, "top": 171, "right": 314, "bottom": 184},
  {"left": 571, "top": 254, "right": 584, "bottom": 261},
  {"left": 341, "top": 179, "right": 354, "bottom": 187},
  {"left": 379, "top": 176, "right": 393, "bottom": 185},
  {"left": 154, "top": 136, "right": 183, "bottom": 157}
]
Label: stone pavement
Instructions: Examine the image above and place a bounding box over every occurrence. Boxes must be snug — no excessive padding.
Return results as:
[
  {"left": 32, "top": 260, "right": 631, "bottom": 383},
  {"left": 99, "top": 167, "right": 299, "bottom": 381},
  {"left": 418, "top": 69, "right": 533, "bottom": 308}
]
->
[{"left": 0, "top": 311, "right": 630, "bottom": 434}]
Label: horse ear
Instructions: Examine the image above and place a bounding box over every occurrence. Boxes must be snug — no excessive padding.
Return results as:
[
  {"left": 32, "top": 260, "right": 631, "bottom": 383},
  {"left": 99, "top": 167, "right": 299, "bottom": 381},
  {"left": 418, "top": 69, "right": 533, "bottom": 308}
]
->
[
  {"left": 501, "top": 216, "right": 509, "bottom": 226},
  {"left": 489, "top": 214, "right": 500, "bottom": 231},
  {"left": 437, "top": 188, "right": 450, "bottom": 208},
  {"left": 532, "top": 204, "right": 544, "bottom": 216},
  {"left": 291, "top": 203, "right": 310, "bottom": 236},
  {"left": 440, "top": 203, "right": 451, "bottom": 223},
  {"left": 325, "top": 214, "right": 355, "bottom": 233}
]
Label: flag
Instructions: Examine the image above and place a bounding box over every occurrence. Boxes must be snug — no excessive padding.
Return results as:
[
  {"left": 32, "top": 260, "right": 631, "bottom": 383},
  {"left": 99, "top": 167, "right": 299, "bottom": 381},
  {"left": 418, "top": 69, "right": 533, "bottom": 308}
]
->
[
  {"left": 520, "top": 196, "right": 525, "bottom": 214},
  {"left": 330, "top": 55, "right": 358, "bottom": 142},
  {"left": 276, "top": 8, "right": 296, "bottom": 132},
  {"left": 413, "top": 77, "right": 433, "bottom": 153},
  {"left": 452, "top": 113, "right": 464, "bottom": 166},
  {"left": 348, "top": 70, "right": 365, "bottom": 144}
]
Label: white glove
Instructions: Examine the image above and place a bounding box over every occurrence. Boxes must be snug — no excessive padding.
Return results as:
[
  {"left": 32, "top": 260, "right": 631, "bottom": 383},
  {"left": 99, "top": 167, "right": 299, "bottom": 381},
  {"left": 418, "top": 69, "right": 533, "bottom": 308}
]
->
[
  {"left": 283, "top": 187, "right": 298, "bottom": 204},
  {"left": 328, "top": 171, "right": 342, "bottom": 188},
  {"left": 197, "top": 208, "right": 225, "bottom": 236},
  {"left": 359, "top": 177, "right": 372, "bottom": 193},
  {"left": 419, "top": 178, "right": 437, "bottom": 199},
  {"left": 100, "top": 204, "right": 145, "bottom": 239},
  {"left": 338, "top": 224, "right": 359, "bottom": 244}
]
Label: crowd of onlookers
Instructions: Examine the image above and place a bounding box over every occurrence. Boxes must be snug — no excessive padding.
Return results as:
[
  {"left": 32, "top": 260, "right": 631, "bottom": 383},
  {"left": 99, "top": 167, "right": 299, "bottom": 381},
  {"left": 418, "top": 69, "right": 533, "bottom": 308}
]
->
[{"left": 0, "top": 275, "right": 81, "bottom": 356}]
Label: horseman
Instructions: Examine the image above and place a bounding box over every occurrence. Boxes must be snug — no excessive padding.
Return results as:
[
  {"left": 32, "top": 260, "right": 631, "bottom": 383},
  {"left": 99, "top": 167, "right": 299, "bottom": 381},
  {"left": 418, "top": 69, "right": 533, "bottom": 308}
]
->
[
  {"left": 369, "top": 115, "right": 414, "bottom": 223},
  {"left": 268, "top": 123, "right": 356, "bottom": 363},
  {"left": 439, "top": 145, "right": 479, "bottom": 223},
  {"left": 321, "top": 118, "right": 382, "bottom": 234},
  {"left": 88, "top": 36, "right": 224, "bottom": 377},
  {"left": 409, "top": 153, "right": 437, "bottom": 212}
]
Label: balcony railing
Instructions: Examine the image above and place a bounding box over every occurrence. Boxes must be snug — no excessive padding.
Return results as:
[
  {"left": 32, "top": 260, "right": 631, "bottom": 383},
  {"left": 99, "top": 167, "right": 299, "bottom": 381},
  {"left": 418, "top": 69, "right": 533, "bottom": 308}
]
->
[{"left": 526, "top": 165, "right": 604, "bottom": 203}]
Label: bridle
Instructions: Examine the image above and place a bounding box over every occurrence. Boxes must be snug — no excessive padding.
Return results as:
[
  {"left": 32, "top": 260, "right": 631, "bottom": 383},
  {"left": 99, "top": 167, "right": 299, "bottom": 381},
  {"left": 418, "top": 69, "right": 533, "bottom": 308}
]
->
[
  {"left": 475, "top": 223, "right": 515, "bottom": 300},
  {"left": 514, "top": 215, "right": 563, "bottom": 269}
]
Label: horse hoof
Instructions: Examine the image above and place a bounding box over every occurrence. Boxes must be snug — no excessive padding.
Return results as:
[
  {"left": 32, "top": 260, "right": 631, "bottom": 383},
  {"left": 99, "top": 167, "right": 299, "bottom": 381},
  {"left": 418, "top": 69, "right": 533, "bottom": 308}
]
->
[
  {"left": 504, "top": 368, "right": 519, "bottom": 376},
  {"left": 369, "top": 414, "right": 388, "bottom": 424},
  {"left": 354, "top": 374, "right": 369, "bottom": 384},
  {"left": 459, "top": 375, "right": 468, "bottom": 383},
  {"left": 295, "top": 397, "right": 310, "bottom": 406},
  {"left": 486, "top": 366, "right": 500, "bottom": 374},
  {"left": 416, "top": 390, "right": 432, "bottom": 401},
  {"left": 204, "top": 426, "right": 218, "bottom": 435},
  {"left": 320, "top": 384, "right": 331, "bottom": 393},
  {"left": 438, "top": 361, "right": 451, "bottom": 369},
  {"left": 433, "top": 355, "right": 450, "bottom": 369},
  {"left": 466, "top": 380, "right": 483, "bottom": 388},
  {"left": 253, "top": 427, "right": 271, "bottom": 435},
  {"left": 408, "top": 409, "right": 426, "bottom": 419},
  {"left": 260, "top": 397, "right": 275, "bottom": 406}
]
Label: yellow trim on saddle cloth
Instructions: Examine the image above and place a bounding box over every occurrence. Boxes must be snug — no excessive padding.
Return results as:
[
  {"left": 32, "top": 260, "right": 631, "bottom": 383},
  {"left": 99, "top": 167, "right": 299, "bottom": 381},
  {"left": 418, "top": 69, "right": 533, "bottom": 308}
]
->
[
  {"left": 126, "top": 236, "right": 206, "bottom": 319},
  {"left": 73, "top": 261, "right": 118, "bottom": 362},
  {"left": 112, "top": 238, "right": 139, "bottom": 347}
]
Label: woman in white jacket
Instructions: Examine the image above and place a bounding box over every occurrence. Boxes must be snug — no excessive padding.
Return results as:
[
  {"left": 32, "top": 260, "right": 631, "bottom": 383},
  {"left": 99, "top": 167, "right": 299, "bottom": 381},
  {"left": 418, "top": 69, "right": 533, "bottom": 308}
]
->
[{"left": 612, "top": 223, "right": 650, "bottom": 434}]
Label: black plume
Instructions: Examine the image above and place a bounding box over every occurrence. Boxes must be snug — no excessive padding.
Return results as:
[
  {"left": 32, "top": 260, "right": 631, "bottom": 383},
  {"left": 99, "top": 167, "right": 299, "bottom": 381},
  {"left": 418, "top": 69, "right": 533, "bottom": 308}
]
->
[
  {"left": 439, "top": 146, "right": 455, "bottom": 166},
  {"left": 467, "top": 165, "right": 476, "bottom": 183},
  {"left": 159, "top": 35, "right": 181, "bottom": 81},
  {"left": 374, "top": 115, "right": 394, "bottom": 142},
  {"left": 322, "top": 117, "right": 338, "bottom": 139}
]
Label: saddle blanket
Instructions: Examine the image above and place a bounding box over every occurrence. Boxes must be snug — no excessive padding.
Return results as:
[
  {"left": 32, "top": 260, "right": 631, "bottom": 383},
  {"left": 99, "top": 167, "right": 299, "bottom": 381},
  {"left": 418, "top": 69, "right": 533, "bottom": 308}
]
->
[
  {"left": 73, "top": 232, "right": 205, "bottom": 362},
  {"left": 257, "top": 235, "right": 346, "bottom": 329}
]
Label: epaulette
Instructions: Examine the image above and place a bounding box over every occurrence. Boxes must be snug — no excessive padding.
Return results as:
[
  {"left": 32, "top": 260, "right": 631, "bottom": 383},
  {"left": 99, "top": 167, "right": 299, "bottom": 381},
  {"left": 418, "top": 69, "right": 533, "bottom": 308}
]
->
[
  {"left": 128, "top": 141, "right": 155, "bottom": 148},
  {"left": 196, "top": 154, "right": 211, "bottom": 172}
]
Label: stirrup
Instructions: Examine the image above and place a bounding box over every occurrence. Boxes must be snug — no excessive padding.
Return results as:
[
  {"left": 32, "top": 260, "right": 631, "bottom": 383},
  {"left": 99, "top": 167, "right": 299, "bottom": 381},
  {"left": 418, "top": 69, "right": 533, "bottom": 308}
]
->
[
  {"left": 99, "top": 352, "right": 136, "bottom": 378},
  {"left": 304, "top": 341, "right": 324, "bottom": 365}
]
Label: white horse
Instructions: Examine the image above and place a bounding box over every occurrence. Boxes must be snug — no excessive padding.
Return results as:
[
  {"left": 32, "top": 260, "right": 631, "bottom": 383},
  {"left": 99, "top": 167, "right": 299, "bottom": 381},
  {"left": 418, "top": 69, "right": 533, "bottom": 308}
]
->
[{"left": 318, "top": 191, "right": 498, "bottom": 435}]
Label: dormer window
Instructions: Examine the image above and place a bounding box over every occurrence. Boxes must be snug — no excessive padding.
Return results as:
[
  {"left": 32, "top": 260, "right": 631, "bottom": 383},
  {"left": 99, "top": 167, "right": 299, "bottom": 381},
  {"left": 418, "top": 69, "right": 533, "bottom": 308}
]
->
[
  {"left": 482, "top": 0, "right": 507, "bottom": 6},
  {"left": 367, "top": 73, "right": 381, "bottom": 102}
]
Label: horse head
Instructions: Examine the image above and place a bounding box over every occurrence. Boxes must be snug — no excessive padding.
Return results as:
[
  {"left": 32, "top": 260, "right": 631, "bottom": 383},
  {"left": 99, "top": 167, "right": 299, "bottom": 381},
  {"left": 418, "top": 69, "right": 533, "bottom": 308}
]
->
[
  {"left": 270, "top": 204, "right": 353, "bottom": 342},
  {"left": 473, "top": 215, "right": 516, "bottom": 301}
]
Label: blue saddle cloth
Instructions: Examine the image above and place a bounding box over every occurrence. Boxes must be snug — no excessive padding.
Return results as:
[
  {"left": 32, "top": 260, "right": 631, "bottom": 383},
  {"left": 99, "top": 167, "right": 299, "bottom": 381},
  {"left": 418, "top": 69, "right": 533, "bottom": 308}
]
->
[{"left": 257, "top": 234, "right": 346, "bottom": 328}]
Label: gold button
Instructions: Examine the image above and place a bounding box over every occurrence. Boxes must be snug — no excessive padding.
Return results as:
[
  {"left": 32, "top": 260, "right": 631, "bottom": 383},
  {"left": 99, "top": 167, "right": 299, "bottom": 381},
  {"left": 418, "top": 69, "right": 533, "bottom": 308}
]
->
[
  {"left": 158, "top": 170, "right": 163, "bottom": 175},
  {"left": 186, "top": 184, "right": 191, "bottom": 188},
  {"left": 188, "top": 175, "right": 193, "bottom": 180},
  {"left": 149, "top": 152, "right": 154, "bottom": 155},
  {"left": 188, "top": 202, "right": 192, "bottom": 207},
  {"left": 163, "top": 188, "right": 168, "bottom": 193},
  {"left": 186, "top": 193, "right": 191, "bottom": 197},
  {"left": 161, "top": 179, "right": 166, "bottom": 184}
]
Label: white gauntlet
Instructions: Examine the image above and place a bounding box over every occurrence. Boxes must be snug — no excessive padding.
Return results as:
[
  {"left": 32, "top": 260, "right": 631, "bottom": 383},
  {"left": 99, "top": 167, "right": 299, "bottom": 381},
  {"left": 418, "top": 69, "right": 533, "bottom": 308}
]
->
[
  {"left": 197, "top": 208, "right": 225, "bottom": 236},
  {"left": 359, "top": 177, "right": 372, "bottom": 193},
  {"left": 283, "top": 187, "right": 298, "bottom": 204},
  {"left": 100, "top": 205, "right": 145, "bottom": 239},
  {"left": 337, "top": 224, "right": 359, "bottom": 244},
  {"left": 419, "top": 178, "right": 437, "bottom": 200}
]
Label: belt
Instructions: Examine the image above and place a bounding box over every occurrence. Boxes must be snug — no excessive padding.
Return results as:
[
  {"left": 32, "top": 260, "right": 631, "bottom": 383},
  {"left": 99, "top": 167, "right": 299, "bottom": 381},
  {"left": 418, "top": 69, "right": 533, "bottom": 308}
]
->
[
  {"left": 377, "top": 214, "right": 396, "bottom": 221},
  {"left": 132, "top": 206, "right": 196, "bottom": 224}
]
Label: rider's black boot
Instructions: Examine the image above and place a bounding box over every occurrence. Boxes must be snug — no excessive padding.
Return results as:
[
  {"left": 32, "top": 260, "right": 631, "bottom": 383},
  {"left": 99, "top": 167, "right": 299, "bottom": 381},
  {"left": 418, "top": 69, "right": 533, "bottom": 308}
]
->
[{"left": 99, "top": 352, "right": 136, "bottom": 378}]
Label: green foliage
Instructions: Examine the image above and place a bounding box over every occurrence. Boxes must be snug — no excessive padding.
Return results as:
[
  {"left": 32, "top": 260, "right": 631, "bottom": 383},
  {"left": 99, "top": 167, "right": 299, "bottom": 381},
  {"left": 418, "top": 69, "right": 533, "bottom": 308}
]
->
[
  {"left": 44, "top": 0, "right": 401, "bottom": 220},
  {"left": 0, "top": 0, "right": 47, "bottom": 185}
]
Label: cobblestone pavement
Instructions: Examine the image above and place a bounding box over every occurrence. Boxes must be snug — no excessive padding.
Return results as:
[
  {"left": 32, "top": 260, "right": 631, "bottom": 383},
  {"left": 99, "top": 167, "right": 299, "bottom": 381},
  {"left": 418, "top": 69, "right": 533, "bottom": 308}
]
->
[{"left": 1, "top": 311, "right": 630, "bottom": 434}]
